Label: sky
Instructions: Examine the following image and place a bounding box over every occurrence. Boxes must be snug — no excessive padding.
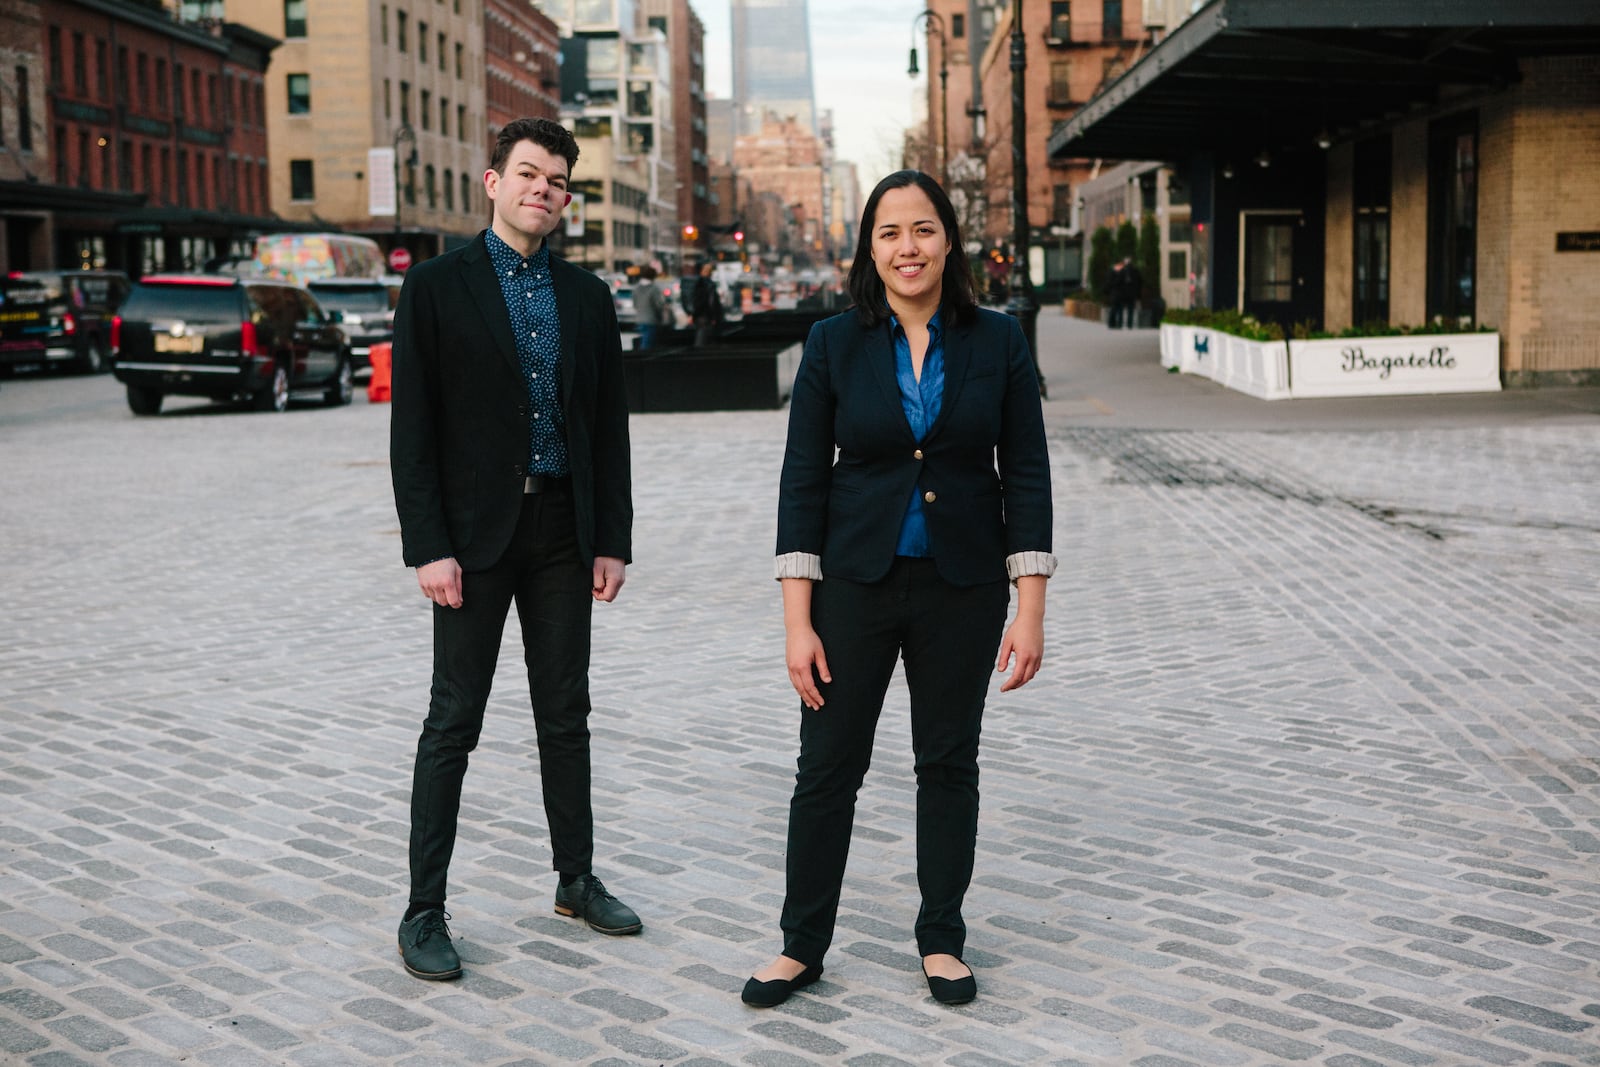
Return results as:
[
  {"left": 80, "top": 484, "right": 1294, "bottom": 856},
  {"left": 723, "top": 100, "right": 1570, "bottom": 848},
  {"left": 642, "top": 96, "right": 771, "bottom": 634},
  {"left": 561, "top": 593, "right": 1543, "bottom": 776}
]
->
[{"left": 696, "top": 0, "right": 929, "bottom": 180}]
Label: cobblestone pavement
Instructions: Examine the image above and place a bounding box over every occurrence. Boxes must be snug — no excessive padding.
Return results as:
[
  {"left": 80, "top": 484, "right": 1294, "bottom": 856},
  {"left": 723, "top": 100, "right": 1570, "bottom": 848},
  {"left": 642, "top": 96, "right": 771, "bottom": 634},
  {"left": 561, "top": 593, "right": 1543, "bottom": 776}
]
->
[{"left": 2, "top": 311, "right": 1598, "bottom": 1066}]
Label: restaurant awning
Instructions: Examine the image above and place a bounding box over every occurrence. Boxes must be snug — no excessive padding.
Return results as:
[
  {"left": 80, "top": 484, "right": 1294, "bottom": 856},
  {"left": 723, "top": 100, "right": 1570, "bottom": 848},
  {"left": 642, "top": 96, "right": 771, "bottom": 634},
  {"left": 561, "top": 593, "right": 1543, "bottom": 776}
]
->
[{"left": 1047, "top": 0, "right": 1600, "bottom": 162}]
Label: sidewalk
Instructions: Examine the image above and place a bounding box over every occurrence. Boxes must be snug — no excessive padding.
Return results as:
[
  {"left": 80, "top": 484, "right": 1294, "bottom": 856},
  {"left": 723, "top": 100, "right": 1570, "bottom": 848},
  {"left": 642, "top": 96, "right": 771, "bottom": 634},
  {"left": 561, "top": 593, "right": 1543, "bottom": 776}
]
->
[{"left": 0, "top": 322, "right": 1597, "bottom": 1066}]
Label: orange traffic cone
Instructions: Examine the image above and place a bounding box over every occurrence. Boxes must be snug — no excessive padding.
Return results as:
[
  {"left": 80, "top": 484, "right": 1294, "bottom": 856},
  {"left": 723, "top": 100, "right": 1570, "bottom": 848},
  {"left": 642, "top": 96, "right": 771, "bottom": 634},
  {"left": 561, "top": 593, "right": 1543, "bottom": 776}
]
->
[{"left": 367, "top": 342, "right": 392, "bottom": 403}]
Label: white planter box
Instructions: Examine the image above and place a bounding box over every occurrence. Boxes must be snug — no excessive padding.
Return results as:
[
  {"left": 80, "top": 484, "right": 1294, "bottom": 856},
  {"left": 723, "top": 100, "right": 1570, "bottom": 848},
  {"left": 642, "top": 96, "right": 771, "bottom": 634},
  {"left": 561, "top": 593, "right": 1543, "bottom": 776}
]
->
[
  {"left": 1158, "top": 323, "right": 1182, "bottom": 368},
  {"left": 1181, "top": 326, "right": 1218, "bottom": 378},
  {"left": 1220, "top": 333, "right": 1291, "bottom": 400},
  {"left": 1289, "top": 333, "right": 1501, "bottom": 397}
]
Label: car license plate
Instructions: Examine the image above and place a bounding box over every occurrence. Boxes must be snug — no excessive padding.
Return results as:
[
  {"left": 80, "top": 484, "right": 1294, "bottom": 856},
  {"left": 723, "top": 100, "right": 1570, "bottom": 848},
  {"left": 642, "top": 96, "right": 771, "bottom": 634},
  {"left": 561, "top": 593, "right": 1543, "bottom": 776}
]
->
[{"left": 154, "top": 334, "right": 205, "bottom": 354}]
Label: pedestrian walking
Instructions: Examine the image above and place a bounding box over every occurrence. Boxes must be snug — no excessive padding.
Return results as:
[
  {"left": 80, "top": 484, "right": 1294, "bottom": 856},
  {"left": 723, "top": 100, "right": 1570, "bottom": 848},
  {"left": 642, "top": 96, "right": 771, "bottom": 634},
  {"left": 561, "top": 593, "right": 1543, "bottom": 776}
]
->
[
  {"left": 633, "top": 264, "right": 668, "bottom": 350},
  {"left": 388, "top": 116, "right": 639, "bottom": 983},
  {"left": 691, "top": 261, "right": 724, "bottom": 345},
  {"left": 1109, "top": 256, "right": 1142, "bottom": 329},
  {"left": 743, "top": 169, "right": 1055, "bottom": 1009}
]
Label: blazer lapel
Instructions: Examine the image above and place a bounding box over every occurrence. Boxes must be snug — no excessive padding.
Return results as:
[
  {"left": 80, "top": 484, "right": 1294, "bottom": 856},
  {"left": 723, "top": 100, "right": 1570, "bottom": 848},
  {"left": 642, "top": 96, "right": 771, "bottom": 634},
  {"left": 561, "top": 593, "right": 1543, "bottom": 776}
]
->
[
  {"left": 549, "top": 256, "right": 578, "bottom": 409},
  {"left": 926, "top": 314, "right": 972, "bottom": 441},
  {"left": 460, "top": 234, "right": 522, "bottom": 377},
  {"left": 861, "top": 317, "right": 918, "bottom": 442}
]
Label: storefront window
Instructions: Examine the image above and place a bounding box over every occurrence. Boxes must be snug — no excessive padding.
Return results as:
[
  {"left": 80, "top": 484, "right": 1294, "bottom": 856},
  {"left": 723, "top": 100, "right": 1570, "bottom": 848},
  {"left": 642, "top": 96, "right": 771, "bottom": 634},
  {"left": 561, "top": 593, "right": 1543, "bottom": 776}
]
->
[
  {"left": 1353, "top": 136, "right": 1392, "bottom": 327},
  {"left": 1426, "top": 113, "right": 1477, "bottom": 326}
]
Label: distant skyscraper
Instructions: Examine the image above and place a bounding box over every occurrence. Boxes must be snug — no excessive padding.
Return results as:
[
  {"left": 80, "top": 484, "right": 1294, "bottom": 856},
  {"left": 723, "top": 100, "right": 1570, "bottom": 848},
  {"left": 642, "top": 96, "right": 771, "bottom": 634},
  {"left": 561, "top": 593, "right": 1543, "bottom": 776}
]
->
[{"left": 731, "top": 0, "right": 817, "bottom": 136}]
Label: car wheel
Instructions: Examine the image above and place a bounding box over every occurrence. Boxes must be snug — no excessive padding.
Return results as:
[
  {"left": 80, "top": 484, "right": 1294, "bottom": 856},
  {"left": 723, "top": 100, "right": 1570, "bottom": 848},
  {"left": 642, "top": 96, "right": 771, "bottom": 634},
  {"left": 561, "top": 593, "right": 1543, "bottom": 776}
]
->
[
  {"left": 324, "top": 352, "right": 354, "bottom": 407},
  {"left": 254, "top": 364, "right": 289, "bottom": 412},
  {"left": 77, "top": 336, "right": 109, "bottom": 375},
  {"left": 126, "top": 384, "right": 163, "bottom": 416}
]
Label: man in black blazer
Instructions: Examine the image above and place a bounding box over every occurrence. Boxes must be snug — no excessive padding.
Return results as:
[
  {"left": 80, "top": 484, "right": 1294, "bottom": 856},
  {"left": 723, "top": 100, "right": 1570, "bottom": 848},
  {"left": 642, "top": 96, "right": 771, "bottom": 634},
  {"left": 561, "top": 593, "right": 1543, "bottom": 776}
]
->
[{"left": 390, "top": 117, "right": 637, "bottom": 982}]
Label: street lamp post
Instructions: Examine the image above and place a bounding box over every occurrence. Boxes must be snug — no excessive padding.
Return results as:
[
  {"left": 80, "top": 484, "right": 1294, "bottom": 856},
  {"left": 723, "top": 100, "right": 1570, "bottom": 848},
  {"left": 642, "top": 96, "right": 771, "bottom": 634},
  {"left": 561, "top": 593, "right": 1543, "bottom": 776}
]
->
[
  {"left": 908, "top": 10, "right": 948, "bottom": 185},
  {"left": 392, "top": 124, "right": 416, "bottom": 257},
  {"left": 1002, "top": 0, "right": 1044, "bottom": 397}
]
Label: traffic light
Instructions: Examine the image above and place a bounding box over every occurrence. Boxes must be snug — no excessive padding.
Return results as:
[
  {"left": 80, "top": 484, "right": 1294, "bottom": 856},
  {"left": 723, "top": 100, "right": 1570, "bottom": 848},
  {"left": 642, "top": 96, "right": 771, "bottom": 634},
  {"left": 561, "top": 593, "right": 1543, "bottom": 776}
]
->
[
  {"left": 682, "top": 224, "right": 698, "bottom": 240},
  {"left": 733, "top": 230, "right": 744, "bottom": 243}
]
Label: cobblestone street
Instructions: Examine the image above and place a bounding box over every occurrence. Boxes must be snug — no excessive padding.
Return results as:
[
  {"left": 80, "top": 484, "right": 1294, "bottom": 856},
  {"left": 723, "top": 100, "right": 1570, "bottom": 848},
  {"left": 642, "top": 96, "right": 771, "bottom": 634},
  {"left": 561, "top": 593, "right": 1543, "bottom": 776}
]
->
[{"left": 2, "top": 310, "right": 1598, "bottom": 1066}]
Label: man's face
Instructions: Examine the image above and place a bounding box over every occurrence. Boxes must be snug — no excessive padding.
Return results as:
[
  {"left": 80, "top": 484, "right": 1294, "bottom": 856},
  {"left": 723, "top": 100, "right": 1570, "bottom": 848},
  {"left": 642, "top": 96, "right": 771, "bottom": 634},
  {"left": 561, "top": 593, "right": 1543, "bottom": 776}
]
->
[{"left": 485, "top": 140, "right": 572, "bottom": 242}]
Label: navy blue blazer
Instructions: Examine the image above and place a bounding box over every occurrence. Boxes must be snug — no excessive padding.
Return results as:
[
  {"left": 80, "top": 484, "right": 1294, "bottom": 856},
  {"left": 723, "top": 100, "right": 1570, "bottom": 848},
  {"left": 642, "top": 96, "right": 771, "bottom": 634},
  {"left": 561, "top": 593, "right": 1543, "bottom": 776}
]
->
[
  {"left": 776, "top": 306, "right": 1052, "bottom": 587},
  {"left": 390, "top": 232, "right": 632, "bottom": 572}
]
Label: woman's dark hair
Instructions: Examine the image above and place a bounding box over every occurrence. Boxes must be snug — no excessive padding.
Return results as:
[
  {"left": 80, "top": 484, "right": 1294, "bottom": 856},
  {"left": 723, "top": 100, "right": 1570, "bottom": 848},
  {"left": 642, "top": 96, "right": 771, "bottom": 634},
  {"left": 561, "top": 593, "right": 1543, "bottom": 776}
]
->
[
  {"left": 846, "top": 170, "right": 977, "bottom": 327},
  {"left": 491, "top": 117, "right": 580, "bottom": 177}
]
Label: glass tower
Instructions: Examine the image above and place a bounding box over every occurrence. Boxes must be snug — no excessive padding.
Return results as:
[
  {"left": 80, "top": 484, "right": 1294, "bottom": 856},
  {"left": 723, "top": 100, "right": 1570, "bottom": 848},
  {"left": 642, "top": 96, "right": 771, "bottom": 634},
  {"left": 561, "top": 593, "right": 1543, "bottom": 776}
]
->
[{"left": 731, "top": 0, "right": 816, "bottom": 135}]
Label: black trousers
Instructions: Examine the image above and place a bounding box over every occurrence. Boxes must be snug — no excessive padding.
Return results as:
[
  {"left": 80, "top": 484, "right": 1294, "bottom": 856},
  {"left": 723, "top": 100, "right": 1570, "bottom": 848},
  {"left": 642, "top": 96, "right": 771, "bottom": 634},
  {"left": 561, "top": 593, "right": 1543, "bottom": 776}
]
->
[
  {"left": 409, "top": 484, "right": 595, "bottom": 905},
  {"left": 780, "top": 557, "right": 1009, "bottom": 966}
]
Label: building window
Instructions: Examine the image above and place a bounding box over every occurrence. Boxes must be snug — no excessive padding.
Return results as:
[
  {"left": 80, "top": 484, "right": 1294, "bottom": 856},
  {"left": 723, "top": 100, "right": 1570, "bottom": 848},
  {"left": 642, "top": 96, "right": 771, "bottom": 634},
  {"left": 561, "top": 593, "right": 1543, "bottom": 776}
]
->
[
  {"left": 438, "top": 32, "right": 446, "bottom": 71},
  {"left": 49, "top": 28, "right": 61, "bottom": 88},
  {"left": 1353, "top": 136, "right": 1392, "bottom": 327},
  {"left": 16, "top": 67, "right": 32, "bottom": 151},
  {"left": 290, "top": 159, "right": 315, "bottom": 200},
  {"left": 444, "top": 168, "right": 454, "bottom": 211},
  {"left": 420, "top": 89, "right": 431, "bottom": 130},
  {"left": 287, "top": 73, "right": 311, "bottom": 114},
  {"left": 284, "top": 0, "right": 307, "bottom": 37},
  {"left": 1102, "top": 0, "right": 1122, "bottom": 39},
  {"left": 117, "top": 47, "right": 129, "bottom": 101},
  {"left": 175, "top": 149, "right": 187, "bottom": 203},
  {"left": 136, "top": 54, "right": 148, "bottom": 113},
  {"left": 192, "top": 71, "right": 203, "bottom": 122},
  {"left": 384, "top": 78, "right": 391, "bottom": 120},
  {"left": 173, "top": 63, "right": 185, "bottom": 118},
  {"left": 397, "top": 11, "right": 408, "bottom": 52},
  {"left": 77, "top": 130, "right": 89, "bottom": 187},
  {"left": 1049, "top": 2, "right": 1070, "bottom": 40},
  {"left": 457, "top": 104, "right": 466, "bottom": 143},
  {"left": 461, "top": 172, "right": 471, "bottom": 213},
  {"left": 102, "top": 135, "right": 113, "bottom": 187},
  {"left": 1427, "top": 113, "right": 1477, "bottom": 326},
  {"left": 1245, "top": 218, "right": 1295, "bottom": 303},
  {"left": 157, "top": 61, "right": 169, "bottom": 117},
  {"left": 400, "top": 81, "right": 411, "bottom": 126},
  {"left": 425, "top": 164, "right": 436, "bottom": 209},
  {"left": 439, "top": 97, "right": 448, "bottom": 136},
  {"left": 96, "top": 40, "right": 108, "bottom": 101},
  {"left": 74, "top": 34, "right": 89, "bottom": 95},
  {"left": 55, "top": 125, "right": 67, "bottom": 181},
  {"left": 381, "top": 4, "right": 388, "bottom": 45},
  {"left": 418, "top": 22, "right": 428, "bottom": 62},
  {"left": 951, "top": 13, "right": 965, "bottom": 38},
  {"left": 455, "top": 43, "right": 463, "bottom": 79},
  {"left": 1048, "top": 61, "right": 1073, "bottom": 106},
  {"left": 1051, "top": 184, "right": 1072, "bottom": 222}
]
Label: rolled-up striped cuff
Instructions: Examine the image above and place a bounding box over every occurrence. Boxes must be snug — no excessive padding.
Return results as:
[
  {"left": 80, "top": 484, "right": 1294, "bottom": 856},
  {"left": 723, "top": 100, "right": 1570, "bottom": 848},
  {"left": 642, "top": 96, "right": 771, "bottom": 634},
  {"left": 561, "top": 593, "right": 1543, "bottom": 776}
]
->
[
  {"left": 1006, "top": 551, "right": 1058, "bottom": 581},
  {"left": 774, "top": 552, "right": 823, "bottom": 581}
]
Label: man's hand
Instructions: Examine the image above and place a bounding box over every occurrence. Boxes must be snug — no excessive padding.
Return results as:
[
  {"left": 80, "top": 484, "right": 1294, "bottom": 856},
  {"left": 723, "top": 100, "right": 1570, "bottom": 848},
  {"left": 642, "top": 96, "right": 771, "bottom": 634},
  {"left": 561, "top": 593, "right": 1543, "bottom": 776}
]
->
[
  {"left": 417, "top": 557, "right": 463, "bottom": 609},
  {"left": 593, "top": 556, "right": 626, "bottom": 602}
]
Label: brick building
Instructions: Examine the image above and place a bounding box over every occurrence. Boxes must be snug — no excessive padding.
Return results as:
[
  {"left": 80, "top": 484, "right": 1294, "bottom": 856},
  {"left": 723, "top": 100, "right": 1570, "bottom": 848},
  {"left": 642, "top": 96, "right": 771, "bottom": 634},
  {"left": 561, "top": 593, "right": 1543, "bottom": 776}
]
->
[
  {"left": 1050, "top": 0, "right": 1600, "bottom": 385},
  {"left": 734, "top": 112, "right": 825, "bottom": 268},
  {"left": 225, "top": 0, "right": 488, "bottom": 262},
  {"left": 917, "top": 0, "right": 1149, "bottom": 296},
  {"left": 485, "top": 0, "right": 561, "bottom": 143},
  {"left": 641, "top": 0, "right": 711, "bottom": 251},
  {"left": 0, "top": 0, "right": 278, "bottom": 275}
]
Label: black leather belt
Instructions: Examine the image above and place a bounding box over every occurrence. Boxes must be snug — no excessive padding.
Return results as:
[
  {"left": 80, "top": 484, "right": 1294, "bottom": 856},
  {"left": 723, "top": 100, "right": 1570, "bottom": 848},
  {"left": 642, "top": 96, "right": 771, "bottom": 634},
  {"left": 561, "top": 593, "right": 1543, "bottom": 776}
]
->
[{"left": 524, "top": 474, "right": 568, "bottom": 494}]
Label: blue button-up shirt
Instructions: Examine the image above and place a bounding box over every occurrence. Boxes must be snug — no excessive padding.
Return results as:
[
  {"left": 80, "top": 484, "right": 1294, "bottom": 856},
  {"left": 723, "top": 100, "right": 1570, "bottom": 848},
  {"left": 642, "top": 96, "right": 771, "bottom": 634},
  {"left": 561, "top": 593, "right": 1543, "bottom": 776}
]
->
[
  {"left": 891, "top": 310, "right": 945, "bottom": 558},
  {"left": 485, "top": 229, "right": 568, "bottom": 476}
]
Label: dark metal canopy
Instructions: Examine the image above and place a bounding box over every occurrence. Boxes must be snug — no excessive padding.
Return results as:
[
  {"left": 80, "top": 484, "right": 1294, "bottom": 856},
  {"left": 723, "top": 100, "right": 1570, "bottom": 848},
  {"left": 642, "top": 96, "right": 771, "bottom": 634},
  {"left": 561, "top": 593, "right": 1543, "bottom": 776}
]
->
[{"left": 1048, "top": 0, "right": 1600, "bottom": 162}]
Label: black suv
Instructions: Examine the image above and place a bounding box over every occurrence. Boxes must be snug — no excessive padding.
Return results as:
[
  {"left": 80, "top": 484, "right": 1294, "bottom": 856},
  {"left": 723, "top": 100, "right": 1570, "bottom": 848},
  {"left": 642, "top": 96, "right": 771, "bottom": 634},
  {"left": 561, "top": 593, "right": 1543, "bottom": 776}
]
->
[
  {"left": 306, "top": 277, "right": 402, "bottom": 372},
  {"left": 112, "top": 274, "right": 353, "bottom": 415},
  {"left": 0, "top": 269, "right": 131, "bottom": 375}
]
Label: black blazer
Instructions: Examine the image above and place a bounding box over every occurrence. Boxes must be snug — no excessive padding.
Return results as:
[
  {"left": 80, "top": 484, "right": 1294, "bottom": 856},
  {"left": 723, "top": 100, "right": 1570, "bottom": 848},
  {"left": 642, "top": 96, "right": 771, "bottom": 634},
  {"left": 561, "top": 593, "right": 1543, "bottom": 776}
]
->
[
  {"left": 390, "top": 232, "right": 632, "bottom": 572},
  {"left": 776, "top": 306, "right": 1051, "bottom": 587}
]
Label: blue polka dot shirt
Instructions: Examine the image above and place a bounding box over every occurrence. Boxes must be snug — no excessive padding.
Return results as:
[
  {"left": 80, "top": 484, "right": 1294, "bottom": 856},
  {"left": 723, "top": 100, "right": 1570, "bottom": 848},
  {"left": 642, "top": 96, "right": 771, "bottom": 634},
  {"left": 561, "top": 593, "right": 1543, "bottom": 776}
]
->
[{"left": 485, "top": 229, "right": 568, "bottom": 476}]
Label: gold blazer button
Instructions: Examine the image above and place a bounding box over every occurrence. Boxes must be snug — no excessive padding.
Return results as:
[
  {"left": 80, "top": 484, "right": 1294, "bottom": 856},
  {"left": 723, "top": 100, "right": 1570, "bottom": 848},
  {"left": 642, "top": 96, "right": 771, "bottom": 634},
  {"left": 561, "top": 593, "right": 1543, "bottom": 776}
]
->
[{"left": 923, "top": 490, "right": 937, "bottom": 503}]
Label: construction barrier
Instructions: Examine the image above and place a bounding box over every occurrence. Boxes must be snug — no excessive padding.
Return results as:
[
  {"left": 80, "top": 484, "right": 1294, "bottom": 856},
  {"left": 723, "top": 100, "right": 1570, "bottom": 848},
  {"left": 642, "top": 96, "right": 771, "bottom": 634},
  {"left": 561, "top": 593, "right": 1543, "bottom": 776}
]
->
[{"left": 367, "top": 341, "right": 392, "bottom": 403}]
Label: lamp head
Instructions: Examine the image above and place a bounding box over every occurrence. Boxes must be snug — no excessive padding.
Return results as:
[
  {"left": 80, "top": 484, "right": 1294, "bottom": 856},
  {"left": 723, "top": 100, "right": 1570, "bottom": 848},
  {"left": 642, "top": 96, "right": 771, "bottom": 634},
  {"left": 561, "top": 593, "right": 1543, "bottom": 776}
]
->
[{"left": 908, "top": 47, "right": 919, "bottom": 78}]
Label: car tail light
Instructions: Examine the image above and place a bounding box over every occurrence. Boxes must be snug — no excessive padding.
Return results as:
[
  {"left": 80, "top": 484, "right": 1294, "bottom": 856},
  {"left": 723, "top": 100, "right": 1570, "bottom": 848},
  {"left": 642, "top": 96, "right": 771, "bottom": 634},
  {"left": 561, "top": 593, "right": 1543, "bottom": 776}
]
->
[
  {"left": 110, "top": 315, "right": 121, "bottom": 356},
  {"left": 241, "top": 321, "right": 260, "bottom": 356},
  {"left": 63, "top": 312, "right": 77, "bottom": 336}
]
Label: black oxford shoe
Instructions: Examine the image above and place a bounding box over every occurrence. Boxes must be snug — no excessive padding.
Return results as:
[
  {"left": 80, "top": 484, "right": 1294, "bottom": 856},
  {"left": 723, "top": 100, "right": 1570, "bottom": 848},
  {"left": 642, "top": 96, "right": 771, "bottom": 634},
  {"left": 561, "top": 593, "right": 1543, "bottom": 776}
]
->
[
  {"left": 554, "top": 873, "right": 642, "bottom": 935},
  {"left": 397, "top": 909, "right": 461, "bottom": 981}
]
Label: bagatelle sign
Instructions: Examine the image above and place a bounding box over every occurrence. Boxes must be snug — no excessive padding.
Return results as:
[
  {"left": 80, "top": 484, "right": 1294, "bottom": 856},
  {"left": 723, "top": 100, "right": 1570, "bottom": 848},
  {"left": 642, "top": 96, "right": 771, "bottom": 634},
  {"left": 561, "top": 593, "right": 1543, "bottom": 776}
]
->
[{"left": 1289, "top": 333, "right": 1500, "bottom": 397}]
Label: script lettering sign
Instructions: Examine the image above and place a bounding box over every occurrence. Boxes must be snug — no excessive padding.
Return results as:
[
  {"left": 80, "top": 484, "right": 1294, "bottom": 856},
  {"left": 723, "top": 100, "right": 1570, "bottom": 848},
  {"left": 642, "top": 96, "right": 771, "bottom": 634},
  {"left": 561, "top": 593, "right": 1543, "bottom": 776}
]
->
[{"left": 1289, "top": 333, "right": 1500, "bottom": 397}]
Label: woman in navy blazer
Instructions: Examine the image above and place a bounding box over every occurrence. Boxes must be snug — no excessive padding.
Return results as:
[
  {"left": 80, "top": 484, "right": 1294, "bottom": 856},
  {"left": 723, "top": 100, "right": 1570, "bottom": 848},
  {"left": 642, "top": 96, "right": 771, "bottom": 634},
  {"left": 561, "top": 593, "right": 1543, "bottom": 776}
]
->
[{"left": 742, "top": 171, "right": 1056, "bottom": 1009}]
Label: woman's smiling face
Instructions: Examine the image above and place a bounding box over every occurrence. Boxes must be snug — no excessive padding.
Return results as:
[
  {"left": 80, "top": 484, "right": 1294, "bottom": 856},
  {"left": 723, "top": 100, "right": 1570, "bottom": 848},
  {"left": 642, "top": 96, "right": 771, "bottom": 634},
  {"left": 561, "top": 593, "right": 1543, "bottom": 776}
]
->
[{"left": 870, "top": 184, "right": 950, "bottom": 311}]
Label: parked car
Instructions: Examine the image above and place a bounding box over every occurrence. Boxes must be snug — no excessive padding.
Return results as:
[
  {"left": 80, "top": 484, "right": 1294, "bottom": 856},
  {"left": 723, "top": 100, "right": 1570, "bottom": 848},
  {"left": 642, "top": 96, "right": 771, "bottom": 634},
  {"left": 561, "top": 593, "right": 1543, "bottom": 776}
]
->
[
  {"left": 612, "top": 284, "right": 637, "bottom": 328},
  {"left": 0, "top": 269, "right": 131, "bottom": 375},
  {"left": 111, "top": 274, "right": 353, "bottom": 415},
  {"left": 307, "top": 276, "right": 403, "bottom": 371}
]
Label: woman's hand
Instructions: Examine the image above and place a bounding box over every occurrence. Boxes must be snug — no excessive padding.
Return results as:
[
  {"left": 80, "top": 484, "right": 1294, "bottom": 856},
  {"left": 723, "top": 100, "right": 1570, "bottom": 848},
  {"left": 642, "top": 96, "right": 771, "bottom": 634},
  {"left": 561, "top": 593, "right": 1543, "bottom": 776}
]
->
[
  {"left": 786, "top": 625, "right": 831, "bottom": 710},
  {"left": 997, "top": 574, "right": 1046, "bottom": 692}
]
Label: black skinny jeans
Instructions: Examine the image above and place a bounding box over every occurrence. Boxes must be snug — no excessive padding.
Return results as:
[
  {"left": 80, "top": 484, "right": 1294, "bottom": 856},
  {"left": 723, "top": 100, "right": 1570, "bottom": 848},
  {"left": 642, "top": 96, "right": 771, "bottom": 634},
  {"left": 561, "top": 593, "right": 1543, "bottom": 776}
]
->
[
  {"left": 780, "top": 557, "right": 1009, "bottom": 966},
  {"left": 409, "top": 485, "right": 595, "bottom": 905}
]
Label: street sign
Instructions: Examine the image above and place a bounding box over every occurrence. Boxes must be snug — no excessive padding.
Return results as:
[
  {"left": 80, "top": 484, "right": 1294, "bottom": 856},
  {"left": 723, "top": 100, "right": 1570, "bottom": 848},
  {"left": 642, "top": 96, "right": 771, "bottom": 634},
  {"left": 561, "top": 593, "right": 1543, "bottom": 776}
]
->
[
  {"left": 388, "top": 247, "right": 412, "bottom": 272},
  {"left": 565, "top": 192, "right": 585, "bottom": 238}
]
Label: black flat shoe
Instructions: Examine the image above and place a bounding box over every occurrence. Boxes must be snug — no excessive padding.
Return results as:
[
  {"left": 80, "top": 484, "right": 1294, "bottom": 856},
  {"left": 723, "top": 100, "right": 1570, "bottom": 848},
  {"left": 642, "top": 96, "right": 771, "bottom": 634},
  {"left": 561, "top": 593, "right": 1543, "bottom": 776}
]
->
[
  {"left": 923, "top": 960, "right": 975, "bottom": 1005},
  {"left": 741, "top": 964, "right": 823, "bottom": 1007}
]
